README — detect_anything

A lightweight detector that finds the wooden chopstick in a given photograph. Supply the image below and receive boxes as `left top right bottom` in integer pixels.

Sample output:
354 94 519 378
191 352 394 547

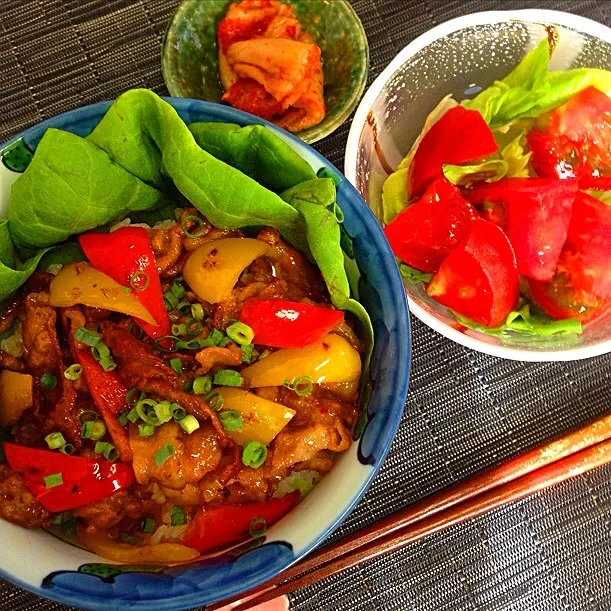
209 412 611 611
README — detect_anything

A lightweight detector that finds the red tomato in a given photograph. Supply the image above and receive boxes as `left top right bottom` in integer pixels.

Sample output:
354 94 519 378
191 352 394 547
564 191 611 299
408 106 499 199
426 218 519 327
527 251 608 323
384 176 478 273
527 86 611 181
468 177 578 282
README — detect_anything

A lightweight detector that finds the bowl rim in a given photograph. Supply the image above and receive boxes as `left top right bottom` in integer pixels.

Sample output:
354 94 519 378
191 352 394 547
344 8 611 362
160 0 370 144
0 97 411 609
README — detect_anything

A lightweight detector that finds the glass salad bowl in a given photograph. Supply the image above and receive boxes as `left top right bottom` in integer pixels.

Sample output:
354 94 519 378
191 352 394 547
0 100 410 610
345 9 611 361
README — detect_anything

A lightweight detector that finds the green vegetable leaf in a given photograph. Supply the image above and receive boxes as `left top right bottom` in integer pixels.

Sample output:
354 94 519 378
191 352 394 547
399 262 433 284
464 38 611 127
381 167 409 224
9 128 169 251
189 122 316 193
273 469 320 499
457 302 582 337
587 190 611 205
443 159 508 186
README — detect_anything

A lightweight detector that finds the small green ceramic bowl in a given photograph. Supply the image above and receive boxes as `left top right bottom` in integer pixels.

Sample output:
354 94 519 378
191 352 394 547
161 0 369 143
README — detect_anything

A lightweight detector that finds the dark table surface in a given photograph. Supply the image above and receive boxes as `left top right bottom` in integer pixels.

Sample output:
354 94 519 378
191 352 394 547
2 1 611 610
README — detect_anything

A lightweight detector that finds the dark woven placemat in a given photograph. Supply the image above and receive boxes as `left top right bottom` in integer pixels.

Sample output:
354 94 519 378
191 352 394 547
2 0 611 610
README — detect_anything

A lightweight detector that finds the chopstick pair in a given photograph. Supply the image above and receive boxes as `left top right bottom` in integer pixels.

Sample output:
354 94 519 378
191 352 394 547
210 412 611 611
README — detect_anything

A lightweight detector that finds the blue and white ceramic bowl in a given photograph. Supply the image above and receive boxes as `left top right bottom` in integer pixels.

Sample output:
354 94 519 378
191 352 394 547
0 100 411 610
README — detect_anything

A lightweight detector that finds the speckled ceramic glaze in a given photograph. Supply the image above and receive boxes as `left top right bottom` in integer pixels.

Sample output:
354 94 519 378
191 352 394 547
345 10 611 361
161 0 369 143
0 99 410 610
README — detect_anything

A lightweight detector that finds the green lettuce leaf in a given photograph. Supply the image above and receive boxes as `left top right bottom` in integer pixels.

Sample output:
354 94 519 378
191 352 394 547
443 159 508 186
457 303 582 337
587 190 611 205
464 38 611 127
399 262 432 284
273 470 320 499
189 122 316 193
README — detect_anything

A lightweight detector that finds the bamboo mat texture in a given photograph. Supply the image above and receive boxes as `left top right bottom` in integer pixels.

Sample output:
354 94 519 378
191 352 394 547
1 1 611 610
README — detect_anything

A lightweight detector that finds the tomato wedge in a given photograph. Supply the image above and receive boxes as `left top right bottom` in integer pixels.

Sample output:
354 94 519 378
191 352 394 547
527 86 611 181
468 177 578 282
384 176 477 273
409 105 498 199
527 251 608 323
427 218 519 327
564 191 611 299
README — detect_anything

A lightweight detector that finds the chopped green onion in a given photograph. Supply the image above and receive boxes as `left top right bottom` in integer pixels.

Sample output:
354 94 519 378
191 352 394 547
205 392 223 411
213 369 244 387
222 318 238 330
183 380 194 392
74 327 100 346
0 319 19 342
219 410 244 431
184 318 202 337
155 335 179 352
129 271 150 291
169 357 183 375
52 513 63 526
172 323 187 336
171 279 186 299
128 323 145 340
41 372 57 390
170 403 186 421
79 409 98 423
176 301 192 316
179 415 200 434
138 423 155 437
99 357 117 372
154 400 173 424
284 375 313 396
192 376 212 395
181 214 205 239
242 441 268 469
170 505 187 526
258 349 271 360
164 290 179 310
175 338 208 350
126 388 144 407
95 441 119 461
127 408 140 424
226 322 254 346
117 410 129 426
81 420 106 440
241 344 256 364
209 329 225 345
60 443 75 455
45 432 66 450
191 303 204 320
249 517 267 538
44 473 63 488
61 516 77 536
154 442 174 467
136 398 162 426
64 364 83 381
141 516 156 533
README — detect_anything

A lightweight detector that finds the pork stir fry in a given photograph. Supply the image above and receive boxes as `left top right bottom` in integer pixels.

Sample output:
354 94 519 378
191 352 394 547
0 209 361 562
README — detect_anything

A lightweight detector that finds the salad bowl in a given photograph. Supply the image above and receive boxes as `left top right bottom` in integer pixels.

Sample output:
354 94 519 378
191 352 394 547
345 9 611 362
0 99 410 609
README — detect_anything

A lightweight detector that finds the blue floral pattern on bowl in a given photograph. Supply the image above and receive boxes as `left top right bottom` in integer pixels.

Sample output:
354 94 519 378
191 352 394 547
0 99 410 610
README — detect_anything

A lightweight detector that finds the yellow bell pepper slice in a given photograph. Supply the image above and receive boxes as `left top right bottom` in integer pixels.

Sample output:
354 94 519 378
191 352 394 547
182 238 268 304
241 333 361 387
49 262 157 325
76 525 199 564
216 388 295 446
0 370 33 426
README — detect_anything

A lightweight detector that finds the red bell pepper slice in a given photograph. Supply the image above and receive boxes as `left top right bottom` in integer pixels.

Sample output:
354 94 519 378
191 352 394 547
468 177 578 282
409 105 498 199
183 492 298 554
238 299 344 348
76 350 132 463
527 86 611 182
384 176 477 273
79 227 170 339
4 443 135 512
427 218 519 327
